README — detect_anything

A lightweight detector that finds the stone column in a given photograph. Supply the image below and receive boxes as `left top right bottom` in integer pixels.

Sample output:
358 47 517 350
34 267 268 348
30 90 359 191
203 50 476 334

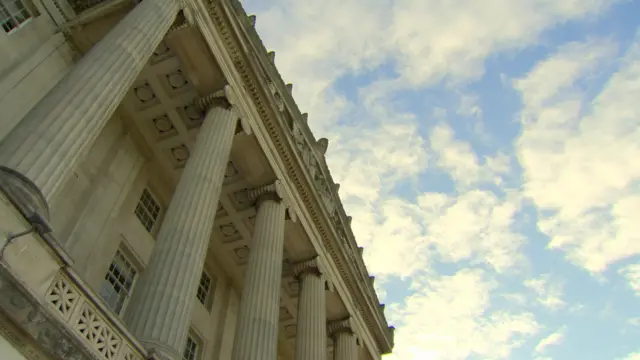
0 0 180 203
293 257 326 360
124 88 239 360
329 318 358 360
231 181 290 360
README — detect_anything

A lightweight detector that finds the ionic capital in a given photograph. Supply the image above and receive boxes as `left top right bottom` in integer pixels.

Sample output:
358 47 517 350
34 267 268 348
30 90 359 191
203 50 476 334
196 86 252 135
328 317 354 337
292 256 323 279
246 180 296 221
196 87 233 111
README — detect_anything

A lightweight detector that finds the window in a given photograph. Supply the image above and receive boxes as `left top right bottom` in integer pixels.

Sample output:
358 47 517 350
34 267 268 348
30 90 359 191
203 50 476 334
99 250 137 315
196 271 211 306
1 0 32 33
182 333 200 360
134 188 161 233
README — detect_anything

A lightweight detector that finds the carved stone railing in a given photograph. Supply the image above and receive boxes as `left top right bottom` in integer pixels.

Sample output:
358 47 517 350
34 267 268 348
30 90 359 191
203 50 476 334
0 168 148 360
44 272 146 360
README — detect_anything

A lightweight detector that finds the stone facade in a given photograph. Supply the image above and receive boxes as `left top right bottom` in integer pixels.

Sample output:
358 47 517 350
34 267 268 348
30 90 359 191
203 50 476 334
0 0 394 359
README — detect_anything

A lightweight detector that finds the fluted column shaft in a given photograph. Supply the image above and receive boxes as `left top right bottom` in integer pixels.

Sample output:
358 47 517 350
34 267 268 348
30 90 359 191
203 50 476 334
334 332 358 360
330 319 358 360
294 258 326 360
232 190 287 360
125 104 238 359
0 0 180 202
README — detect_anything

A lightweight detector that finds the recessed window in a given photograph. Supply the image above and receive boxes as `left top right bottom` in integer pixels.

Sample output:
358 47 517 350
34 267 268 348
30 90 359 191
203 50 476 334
99 250 137 315
134 188 161 233
182 332 200 360
1 0 32 33
196 271 212 306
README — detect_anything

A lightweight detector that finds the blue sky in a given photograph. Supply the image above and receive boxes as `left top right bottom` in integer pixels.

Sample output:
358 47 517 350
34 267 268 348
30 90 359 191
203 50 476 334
241 0 640 359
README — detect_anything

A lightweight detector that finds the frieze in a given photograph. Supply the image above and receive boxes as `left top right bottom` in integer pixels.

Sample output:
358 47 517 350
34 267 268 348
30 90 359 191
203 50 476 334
267 81 285 112
286 102 389 335
265 67 392 350
273 71 384 314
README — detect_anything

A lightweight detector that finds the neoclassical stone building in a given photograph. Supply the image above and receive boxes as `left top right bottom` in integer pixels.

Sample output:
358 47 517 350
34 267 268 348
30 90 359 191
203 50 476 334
0 0 394 359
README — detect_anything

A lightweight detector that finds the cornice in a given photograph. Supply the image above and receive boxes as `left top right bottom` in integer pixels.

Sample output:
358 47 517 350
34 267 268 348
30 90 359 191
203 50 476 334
204 0 393 353
219 4 386 325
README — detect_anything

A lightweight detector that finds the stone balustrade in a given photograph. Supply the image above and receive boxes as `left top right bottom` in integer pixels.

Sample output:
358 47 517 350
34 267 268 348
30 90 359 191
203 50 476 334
0 177 148 360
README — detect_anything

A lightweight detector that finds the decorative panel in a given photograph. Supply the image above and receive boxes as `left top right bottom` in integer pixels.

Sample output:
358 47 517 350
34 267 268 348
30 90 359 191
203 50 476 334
44 273 145 360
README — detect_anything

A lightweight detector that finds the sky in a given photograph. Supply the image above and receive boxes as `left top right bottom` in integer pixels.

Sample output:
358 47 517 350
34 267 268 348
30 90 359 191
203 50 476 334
240 0 640 359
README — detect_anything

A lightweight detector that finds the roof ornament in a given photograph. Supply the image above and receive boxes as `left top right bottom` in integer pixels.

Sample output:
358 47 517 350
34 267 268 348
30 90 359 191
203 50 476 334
247 14 256 27
315 138 328 155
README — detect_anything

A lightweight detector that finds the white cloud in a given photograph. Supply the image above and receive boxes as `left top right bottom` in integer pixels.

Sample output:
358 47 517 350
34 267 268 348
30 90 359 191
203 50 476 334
619 351 640 360
350 197 431 278
619 264 640 296
348 189 525 278
384 269 539 360
535 327 567 354
240 1 634 359
515 36 640 273
247 0 620 132
456 93 483 118
513 40 617 112
327 122 429 205
421 190 525 272
390 0 616 86
429 122 512 187
524 274 567 310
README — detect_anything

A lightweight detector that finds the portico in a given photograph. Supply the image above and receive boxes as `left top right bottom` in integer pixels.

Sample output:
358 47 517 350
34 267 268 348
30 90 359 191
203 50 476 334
0 0 394 359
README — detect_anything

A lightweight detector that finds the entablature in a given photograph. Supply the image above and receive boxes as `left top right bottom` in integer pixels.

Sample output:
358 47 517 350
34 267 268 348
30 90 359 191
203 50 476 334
211 0 394 353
